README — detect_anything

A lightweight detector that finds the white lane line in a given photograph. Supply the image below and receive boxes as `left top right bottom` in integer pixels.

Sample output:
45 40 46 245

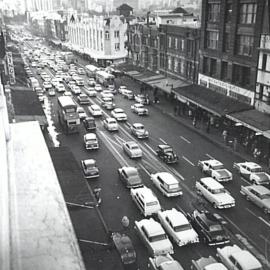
259 234 270 244
241 177 252 185
139 164 151 176
259 217 270 228
182 156 195 166
126 122 132 128
144 142 157 155
170 167 185 181
246 208 270 228
115 135 126 144
245 207 258 218
206 153 215 159
180 136 191 144
159 138 168 144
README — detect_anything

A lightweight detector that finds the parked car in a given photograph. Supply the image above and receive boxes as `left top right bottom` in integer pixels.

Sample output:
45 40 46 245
101 97 115 110
83 117 96 131
81 159 99 179
191 256 228 270
156 144 179 164
240 185 270 214
134 94 150 105
198 159 232 182
148 254 184 270
88 104 102 117
77 93 90 105
118 166 143 188
77 106 87 120
130 123 149 139
233 161 270 185
111 108 127 121
84 86 97 97
187 210 230 246
217 245 263 270
123 141 142 158
131 103 149 116
103 117 118 131
134 218 174 256
157 208 199 246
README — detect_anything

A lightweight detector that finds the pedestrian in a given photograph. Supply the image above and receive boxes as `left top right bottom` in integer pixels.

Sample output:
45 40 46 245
222 130 228 144
188 109 192 118
192 117 197 127
210 116 215 126
206 121 210 133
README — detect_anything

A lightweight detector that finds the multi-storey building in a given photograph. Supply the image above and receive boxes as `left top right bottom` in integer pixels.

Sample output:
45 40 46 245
67 15 127 66
25 0 53 11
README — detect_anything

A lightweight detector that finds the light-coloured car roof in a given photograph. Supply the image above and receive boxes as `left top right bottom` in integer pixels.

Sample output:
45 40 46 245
133 123 144 128
139 218 164 236
133 186 158 203
161 208 188 227
200 177 224 190
90 104 100 109
83 159 96 166
106 117 117 122
126 141 139 147
155 172 178 185
204 159 223 166
84 133 97 140
114 108 124 113
248 185 270 195
241 162 261 169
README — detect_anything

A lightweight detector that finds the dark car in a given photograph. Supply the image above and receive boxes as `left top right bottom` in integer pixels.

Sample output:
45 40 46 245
118 166 143 188
156 144 179 164
83 117 96 131
187 210 230 246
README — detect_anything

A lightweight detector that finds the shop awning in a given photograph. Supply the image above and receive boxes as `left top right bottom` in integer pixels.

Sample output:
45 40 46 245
227 109 270 135
173 84 252 116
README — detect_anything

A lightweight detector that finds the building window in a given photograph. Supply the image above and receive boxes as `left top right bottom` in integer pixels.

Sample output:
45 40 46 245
105 31 110 40
225 3 232 23
114 30 119 38
168 36 172 48
207 3 220 22
239 3 257 24
168 56 172 70
115 43 120 51
186 61 193 79
221 61 228 80
175 38 178 49
262 54 267 71
206 31 219 50
258 84 264 100
232 64 251 87
187 40 193 56
236 35 254 56
203 57 217 77
223 33 230 52
174 58 178 72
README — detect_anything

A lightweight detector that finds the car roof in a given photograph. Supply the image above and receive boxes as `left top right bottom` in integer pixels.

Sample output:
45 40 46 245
242 162 261 169
249 185 270 195
85 117 94 121
133 123 144 128
114 108 124 112
83 159 96 166
135 103 143 106
155 172 178 185
126 141 139 147
158 144 172 149
106 117 116 122
91 104 100 109
162 208 188 226
140 218 164 236
134 186 158 203
205 159 223 166
84 133 97 140
200 177 224 190
123 166 138 175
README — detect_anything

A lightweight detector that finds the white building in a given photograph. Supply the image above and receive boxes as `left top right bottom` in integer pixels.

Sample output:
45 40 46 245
25 0 53 12
67 15 128 65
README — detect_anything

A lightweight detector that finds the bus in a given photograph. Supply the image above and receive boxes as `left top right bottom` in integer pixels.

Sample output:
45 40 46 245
57 96 80 134
95 70 115 87
85 64 100 78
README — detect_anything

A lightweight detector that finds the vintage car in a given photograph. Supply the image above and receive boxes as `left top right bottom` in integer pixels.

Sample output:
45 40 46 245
88 104 103 117
77 93 90 105
84 133 99 150
77 106 87 120
130 123 149 139
191 256 228 270
157 208 199 246
48 88 56 96
217 245 263 270
103 117 118 131
156 144 179 164
70 85 81 95
88 78 96 87
95 83 102 92
43 81 52 89
187 210 230 246
81 159 99 179
83 117 96 131
118 166 143 188
198 159 232 182
84 86 97 97
148 254 184 270
240 185 270 214
100 90 114 99
101 97 115 110
123 141 142 158
118 85 127 94
56 83 65 93
233 161 270 185
131 103 149 116
134 218 174 256
111 108 127 121
122 89 135 100
195 177 235 209
134 94 150 105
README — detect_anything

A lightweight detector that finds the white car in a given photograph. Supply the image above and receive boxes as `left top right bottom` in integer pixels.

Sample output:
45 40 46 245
95 84 102 92
88 78 96 86
56 83 65 93
135 218 174 256
111 108 127 121
217 245 263 270
131 103 149 116
84 133 99 150
198 159 232 182
118 85 127 94
70 85 81 95
148 254 184 270
191 256 228 270
150 172 182 197
88 104 102 117
196 177 235 209
130 123 149 139
103 117 118 131
51 78 60 87
100 90 114 99
123 141 142 158
77 106 87 120
157 208 199 247
43 81 52 89
85 87 97 97
77 67 85 75
48 88 55 96
233 161 270 185
122 89 134 100
63 91 72 96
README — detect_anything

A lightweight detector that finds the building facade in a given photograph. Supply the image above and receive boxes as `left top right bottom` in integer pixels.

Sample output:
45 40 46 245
198 0 265 106
25 0 53 11
67 15 128 66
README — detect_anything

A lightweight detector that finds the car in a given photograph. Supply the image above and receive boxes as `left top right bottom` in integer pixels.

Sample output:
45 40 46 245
196 177 235 209
56 83 65 93
48 88 56 96
135 94 150 105
217 245 263 270
150 172 182 197
122 89 134 100
130 123 149 139
95 83 102 92
118 85 127 94
118 166 143 188
77 93 90 105
83 117 96 131
77 106 87 120
70 85 81 95
191 256 228 270
88 104 102 117
37 93 45 102
101 116 118 130
233 161 270 185
108 84 117 94
34 86 44 93
111 108 127 121
77 67 85 75
187 210 230 246
100 90 114 99
156 144 179 164
51 78 60 87
240 185 270 214
84 86 97 97
42 74 51 82
157 208 199 246
81 159 99 179
123 141 142 158
67 80 76 90
131 103 149 116
84 133 99 150
43 81 52 90
63 74 72 83
148 254 184 270
88 78 96 86
63 91 72 97
101 97 115 110
134 218 174 256
198 159 232 182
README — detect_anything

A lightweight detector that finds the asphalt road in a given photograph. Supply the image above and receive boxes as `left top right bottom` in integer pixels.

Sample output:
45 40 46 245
23 40 270 270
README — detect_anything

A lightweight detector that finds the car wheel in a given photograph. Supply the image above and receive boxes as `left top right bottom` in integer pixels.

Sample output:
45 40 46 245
213 203 218 209
246 195 250 201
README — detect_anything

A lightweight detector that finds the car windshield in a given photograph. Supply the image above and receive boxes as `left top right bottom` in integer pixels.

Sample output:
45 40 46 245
251 167 263 173
163 147 173 153
135 126 144 130
212 188 226 194
131 145 139 150
209 224 223 232
212 164 224 170
260 193 270 199
149 233 167 242
174 223 192 232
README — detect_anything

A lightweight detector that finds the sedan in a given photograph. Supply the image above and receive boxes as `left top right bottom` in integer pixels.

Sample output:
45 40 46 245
84 87 97 97
130 123 149 139
111 108 127 121
70 85 81 95
103 117 118 131
149 255 184 270
131 103 149 116
77 106 87 120
81 159 99 179
118 85 127 94
118 166 143 188
88 104 102 117
123 141 142 158
95 84 102 92
88 78 96 86
43 81 52 89
56 83 65 93
100 90 114 99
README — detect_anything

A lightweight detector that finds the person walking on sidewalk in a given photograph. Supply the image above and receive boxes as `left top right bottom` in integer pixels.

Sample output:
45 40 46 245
193 117 197 127
222 130 228 144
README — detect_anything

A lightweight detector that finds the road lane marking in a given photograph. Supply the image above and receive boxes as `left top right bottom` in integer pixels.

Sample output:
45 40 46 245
143 143 157 155
182 156 195 166
139 164 151 176
170 167 185 181
206 153 215 159
126 122 131 128
180 136 191 144
159 138 168 144
245 207 258 218
114 134 126 144
245 208 270 228
241 177 252 185
259 217 270 228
